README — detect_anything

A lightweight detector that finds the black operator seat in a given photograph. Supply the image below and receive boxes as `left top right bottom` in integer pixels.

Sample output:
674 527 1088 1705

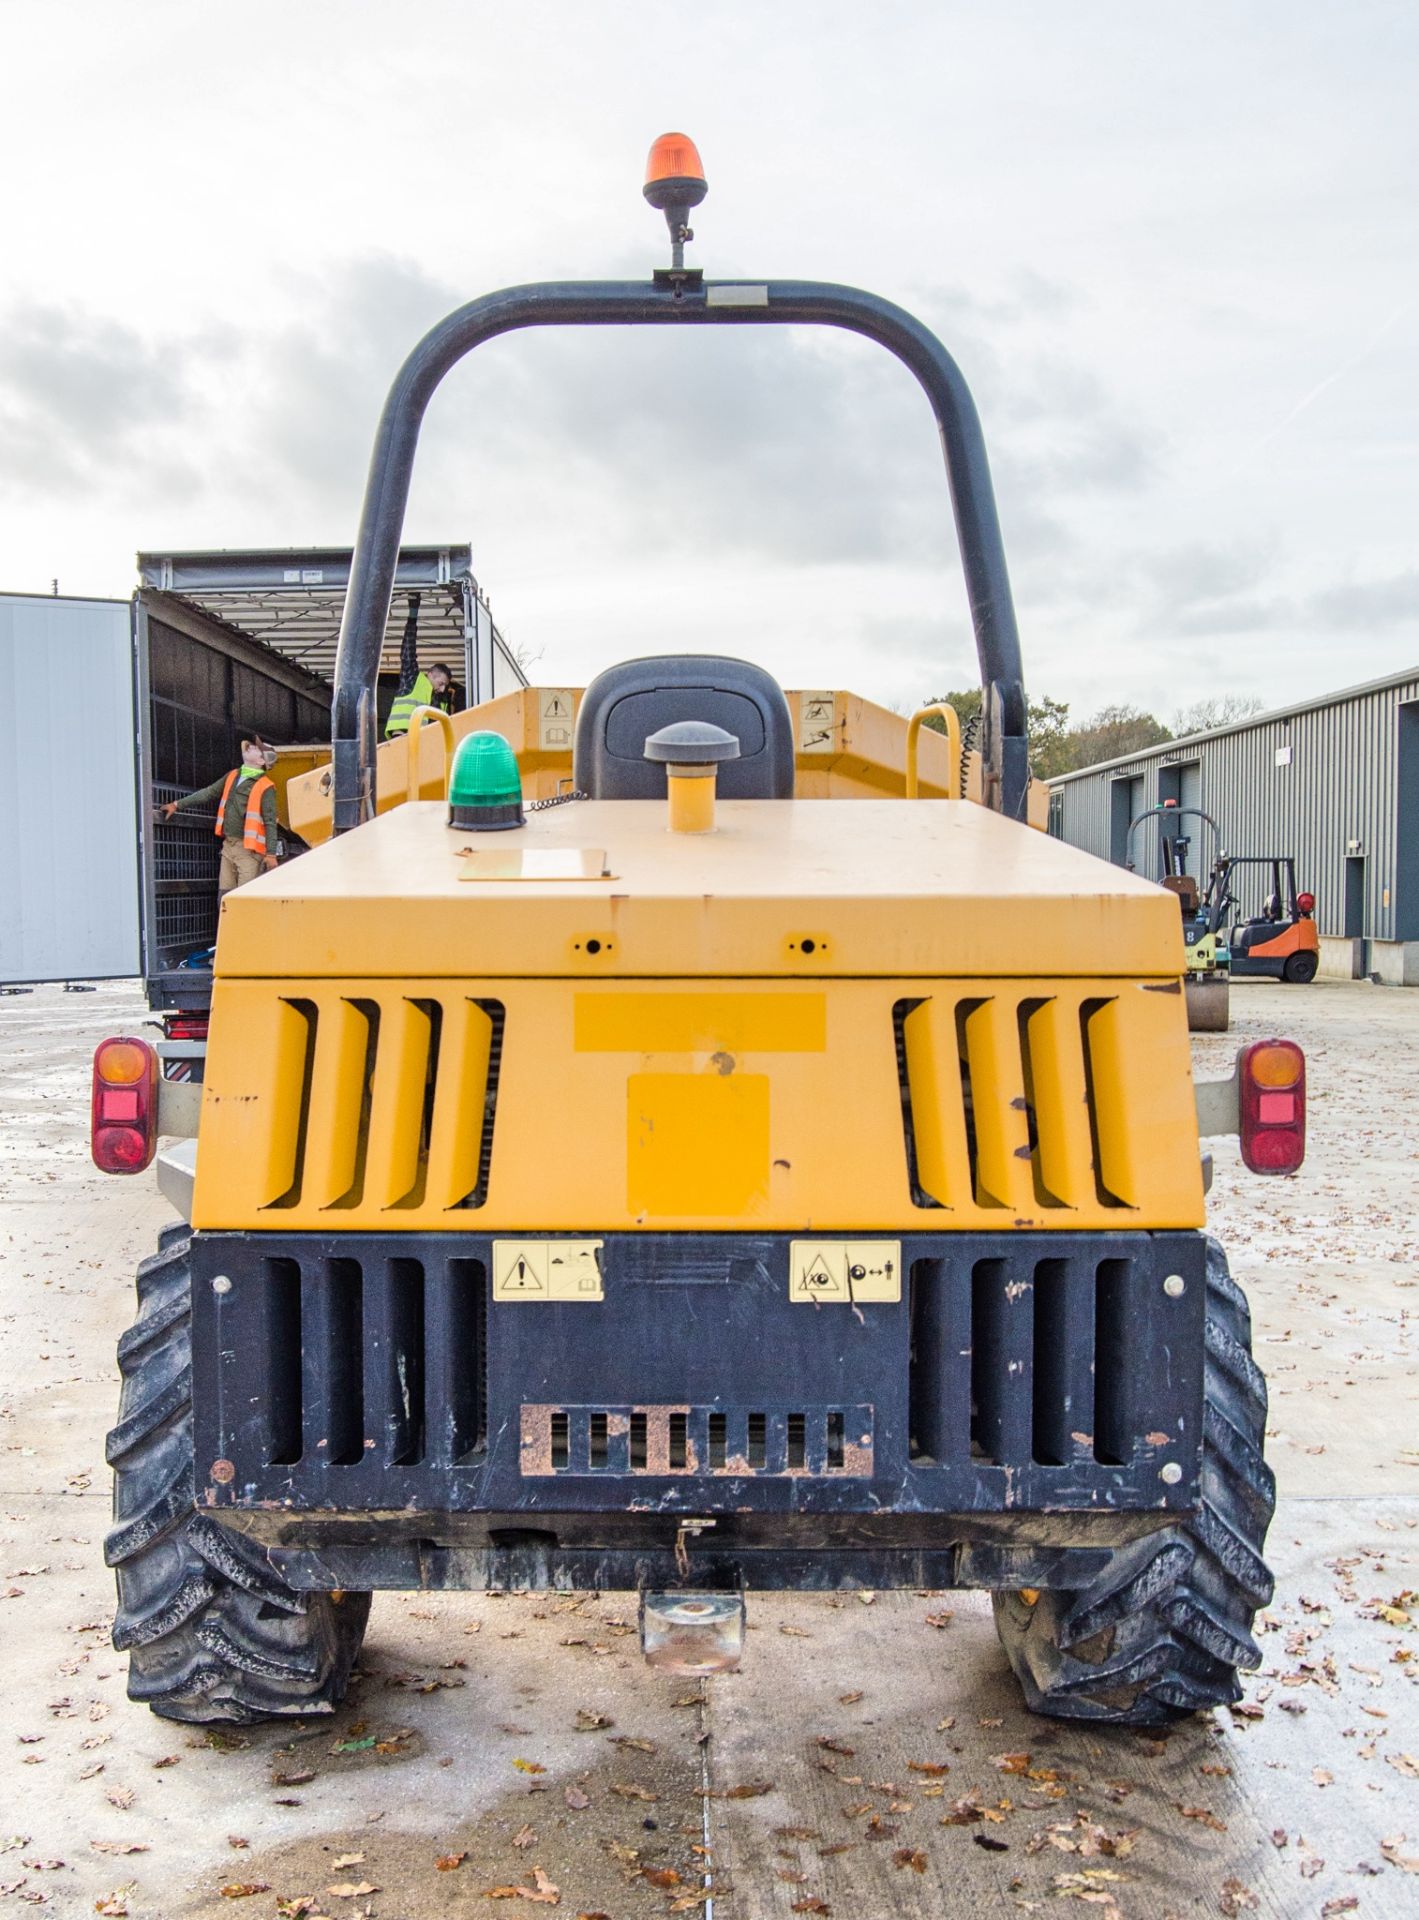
573 654 796 799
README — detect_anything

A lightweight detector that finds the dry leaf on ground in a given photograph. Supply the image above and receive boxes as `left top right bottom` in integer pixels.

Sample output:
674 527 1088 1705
485 1865 560 1905
1218 1880 1258 1916
1177 1805 1226 1832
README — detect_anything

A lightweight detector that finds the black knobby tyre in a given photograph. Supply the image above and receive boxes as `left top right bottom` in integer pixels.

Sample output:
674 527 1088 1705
1282 949 1319 984
992 1238 1274 1726
106 1230 370 1724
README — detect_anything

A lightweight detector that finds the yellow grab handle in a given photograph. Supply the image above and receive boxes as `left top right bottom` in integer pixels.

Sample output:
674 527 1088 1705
405 705 456 803
905 702 961 800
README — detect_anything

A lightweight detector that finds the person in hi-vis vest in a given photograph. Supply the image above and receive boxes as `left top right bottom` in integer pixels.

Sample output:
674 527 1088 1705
161 735 280 896
384 592 456 737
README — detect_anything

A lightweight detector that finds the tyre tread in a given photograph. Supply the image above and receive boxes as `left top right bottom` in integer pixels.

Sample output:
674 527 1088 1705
993 1237 1274 1726
106 1234 368 1723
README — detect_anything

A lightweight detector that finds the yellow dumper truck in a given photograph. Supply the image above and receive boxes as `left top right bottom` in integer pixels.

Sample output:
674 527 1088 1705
92 135 1305 1728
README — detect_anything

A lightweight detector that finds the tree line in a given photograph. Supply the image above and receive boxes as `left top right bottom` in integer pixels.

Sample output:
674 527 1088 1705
921 691 1263 780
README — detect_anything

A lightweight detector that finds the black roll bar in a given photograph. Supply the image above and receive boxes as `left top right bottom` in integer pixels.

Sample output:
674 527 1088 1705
331 279 1029 831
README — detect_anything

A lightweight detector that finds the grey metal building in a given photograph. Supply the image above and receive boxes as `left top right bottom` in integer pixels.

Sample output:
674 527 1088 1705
1048 666 1419 986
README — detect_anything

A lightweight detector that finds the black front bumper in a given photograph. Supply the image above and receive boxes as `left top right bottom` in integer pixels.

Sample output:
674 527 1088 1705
190 1229 1206 1591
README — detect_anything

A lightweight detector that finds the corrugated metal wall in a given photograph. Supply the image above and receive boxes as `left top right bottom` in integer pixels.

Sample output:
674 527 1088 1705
0 594 139 982
1051 674 1419 944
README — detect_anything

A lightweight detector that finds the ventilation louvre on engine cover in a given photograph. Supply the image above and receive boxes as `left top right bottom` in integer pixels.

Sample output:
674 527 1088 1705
895 986 1186 1216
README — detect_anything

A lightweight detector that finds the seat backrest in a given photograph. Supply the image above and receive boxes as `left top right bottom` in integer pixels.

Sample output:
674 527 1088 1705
573 654 795 799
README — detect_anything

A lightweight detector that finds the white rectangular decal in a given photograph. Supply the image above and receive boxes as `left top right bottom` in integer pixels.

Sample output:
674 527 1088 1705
797 690 838 752
538 688 576 750
706 283 769 306
789 1241 901 1304
493 1239 605 1302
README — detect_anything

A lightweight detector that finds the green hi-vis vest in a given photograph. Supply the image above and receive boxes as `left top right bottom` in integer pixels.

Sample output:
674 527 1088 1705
385 672 449 738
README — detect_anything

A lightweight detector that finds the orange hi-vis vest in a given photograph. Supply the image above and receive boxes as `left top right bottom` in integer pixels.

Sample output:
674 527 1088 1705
215 771 275 853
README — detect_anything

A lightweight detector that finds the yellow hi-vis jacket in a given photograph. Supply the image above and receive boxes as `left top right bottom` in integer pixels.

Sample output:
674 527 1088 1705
385 671 451 738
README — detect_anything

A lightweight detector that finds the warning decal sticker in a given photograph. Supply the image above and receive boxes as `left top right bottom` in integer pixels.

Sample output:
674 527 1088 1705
788 1241 901 1304
492 1239 604 1302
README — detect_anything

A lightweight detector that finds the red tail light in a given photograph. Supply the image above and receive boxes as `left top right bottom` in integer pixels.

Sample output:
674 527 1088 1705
1238 1039 1305 1175
165 1012 209 1040
92 1037 159 1174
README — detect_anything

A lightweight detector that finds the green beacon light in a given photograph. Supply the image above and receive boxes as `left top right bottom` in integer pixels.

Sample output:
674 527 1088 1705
447 730 526 831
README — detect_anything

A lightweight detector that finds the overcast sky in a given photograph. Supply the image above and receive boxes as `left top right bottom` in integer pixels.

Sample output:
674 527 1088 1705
1 0 1415 721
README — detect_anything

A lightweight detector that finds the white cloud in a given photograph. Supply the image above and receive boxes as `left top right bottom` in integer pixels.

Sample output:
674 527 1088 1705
0 0 1415 718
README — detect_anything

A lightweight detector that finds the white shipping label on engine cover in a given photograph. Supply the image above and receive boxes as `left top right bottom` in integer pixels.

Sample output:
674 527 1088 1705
789 1241 901 1304
493 1239 605 1302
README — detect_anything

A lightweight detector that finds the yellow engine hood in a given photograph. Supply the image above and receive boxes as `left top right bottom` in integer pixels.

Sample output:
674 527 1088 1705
215 798 1183 981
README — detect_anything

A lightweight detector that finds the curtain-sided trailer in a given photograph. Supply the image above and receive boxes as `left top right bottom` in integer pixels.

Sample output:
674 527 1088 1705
0 551 524 1004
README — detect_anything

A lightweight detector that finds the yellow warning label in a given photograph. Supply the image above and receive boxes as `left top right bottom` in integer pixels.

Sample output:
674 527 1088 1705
797 690 838 753
492 1238 604 1302
789 1240 901 1304
538 689 576 752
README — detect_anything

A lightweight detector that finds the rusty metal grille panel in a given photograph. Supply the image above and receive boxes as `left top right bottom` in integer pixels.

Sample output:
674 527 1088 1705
518 1403 873 1477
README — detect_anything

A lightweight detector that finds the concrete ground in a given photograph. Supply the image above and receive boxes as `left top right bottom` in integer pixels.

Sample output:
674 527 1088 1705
0 975 1415 1920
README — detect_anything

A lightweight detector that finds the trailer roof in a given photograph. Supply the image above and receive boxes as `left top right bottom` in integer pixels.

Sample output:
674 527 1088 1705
136 546 481 684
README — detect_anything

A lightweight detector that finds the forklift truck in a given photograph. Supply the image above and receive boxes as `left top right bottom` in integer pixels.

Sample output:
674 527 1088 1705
92 135 1305 1729
1224 856 1320 983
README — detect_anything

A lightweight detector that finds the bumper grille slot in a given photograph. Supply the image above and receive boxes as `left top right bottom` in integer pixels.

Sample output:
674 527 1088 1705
520 1404 873 1478
242 1254 487 1471
910 1250 1157 1469
260 1257 303 1464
